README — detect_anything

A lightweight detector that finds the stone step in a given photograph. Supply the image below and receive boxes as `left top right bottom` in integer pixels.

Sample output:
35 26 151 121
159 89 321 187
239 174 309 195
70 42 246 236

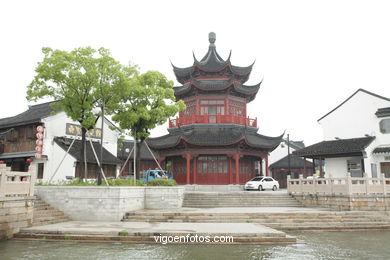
124 213 390 220
125 213 390 220
14 232 297 244
15 221 297 244
33 212 67 218
265 223 390 231
32 219 71 227
122 211 390 226
182 202 302 205
182 205 303 208
32 197 71 226
182 192 302 208
124 216 390 223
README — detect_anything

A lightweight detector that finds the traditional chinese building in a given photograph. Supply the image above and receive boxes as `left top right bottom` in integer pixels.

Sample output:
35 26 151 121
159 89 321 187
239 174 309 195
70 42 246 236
0 101 121 182
147 32 283 185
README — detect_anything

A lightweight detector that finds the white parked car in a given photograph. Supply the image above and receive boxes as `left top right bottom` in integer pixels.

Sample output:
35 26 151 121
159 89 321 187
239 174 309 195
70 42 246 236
244 177 280 191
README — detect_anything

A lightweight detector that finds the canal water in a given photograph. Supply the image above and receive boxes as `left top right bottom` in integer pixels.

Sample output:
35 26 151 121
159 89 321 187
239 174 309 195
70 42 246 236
1 231 389 260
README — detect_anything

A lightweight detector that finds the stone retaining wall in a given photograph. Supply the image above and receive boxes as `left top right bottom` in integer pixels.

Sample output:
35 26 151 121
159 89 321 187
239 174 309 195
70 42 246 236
35 186 184 221
145 187 184 209
292 193 390 211
0 196 35 239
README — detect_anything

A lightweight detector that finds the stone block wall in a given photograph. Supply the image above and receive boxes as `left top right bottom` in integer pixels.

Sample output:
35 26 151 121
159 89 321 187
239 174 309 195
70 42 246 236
0 197 34 239
144 187 184 209
293 193 390 211
35 186 185 221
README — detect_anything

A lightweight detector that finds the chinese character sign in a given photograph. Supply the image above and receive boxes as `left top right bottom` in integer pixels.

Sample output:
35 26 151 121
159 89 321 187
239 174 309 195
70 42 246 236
66 123 102 139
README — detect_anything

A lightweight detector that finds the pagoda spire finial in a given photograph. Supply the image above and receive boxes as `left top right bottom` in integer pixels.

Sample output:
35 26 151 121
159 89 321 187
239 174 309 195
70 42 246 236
209 32 216 46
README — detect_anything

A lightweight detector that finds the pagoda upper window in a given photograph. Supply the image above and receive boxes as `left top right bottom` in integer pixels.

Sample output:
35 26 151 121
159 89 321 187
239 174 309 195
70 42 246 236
200 100 225 115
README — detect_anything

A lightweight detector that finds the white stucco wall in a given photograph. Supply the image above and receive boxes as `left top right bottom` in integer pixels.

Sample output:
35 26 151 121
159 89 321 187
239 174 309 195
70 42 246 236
36 112 120 181
319 91 389 140
269 141 301 165
325 157 362 178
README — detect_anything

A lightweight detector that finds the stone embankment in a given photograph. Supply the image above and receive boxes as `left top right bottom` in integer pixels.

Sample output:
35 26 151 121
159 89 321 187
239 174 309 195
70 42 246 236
123 208 390 231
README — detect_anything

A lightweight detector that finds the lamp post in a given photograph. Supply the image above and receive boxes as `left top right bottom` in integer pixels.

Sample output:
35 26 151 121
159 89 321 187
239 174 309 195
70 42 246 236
97 104 104 185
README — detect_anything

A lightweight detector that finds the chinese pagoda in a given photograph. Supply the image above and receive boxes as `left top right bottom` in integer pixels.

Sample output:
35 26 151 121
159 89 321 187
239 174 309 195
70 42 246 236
147 32 283 185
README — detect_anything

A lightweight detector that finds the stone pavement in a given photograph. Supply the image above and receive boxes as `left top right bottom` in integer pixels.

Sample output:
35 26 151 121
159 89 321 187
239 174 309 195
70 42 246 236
133 206 330 214
15 220 296 244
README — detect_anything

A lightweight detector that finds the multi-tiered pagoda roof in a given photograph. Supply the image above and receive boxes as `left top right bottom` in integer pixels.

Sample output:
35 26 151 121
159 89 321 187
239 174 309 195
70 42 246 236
171 32 262 101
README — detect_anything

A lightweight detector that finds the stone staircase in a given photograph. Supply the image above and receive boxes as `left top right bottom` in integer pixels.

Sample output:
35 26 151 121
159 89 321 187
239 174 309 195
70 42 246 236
122 210 390 231
182 191 302 208
32 197 71 226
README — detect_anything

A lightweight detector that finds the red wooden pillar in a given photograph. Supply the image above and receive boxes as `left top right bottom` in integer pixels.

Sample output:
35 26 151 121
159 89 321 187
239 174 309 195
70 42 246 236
234 152 240 184
303 157 307 178
193 156 197 184
186 152 190 184
228 157 233 184
259 158 264 176
319 158 323 178
265 155 269 177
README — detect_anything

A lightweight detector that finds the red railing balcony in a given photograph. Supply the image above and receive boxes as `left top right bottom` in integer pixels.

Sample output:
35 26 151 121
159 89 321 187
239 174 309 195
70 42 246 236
169 114 257 128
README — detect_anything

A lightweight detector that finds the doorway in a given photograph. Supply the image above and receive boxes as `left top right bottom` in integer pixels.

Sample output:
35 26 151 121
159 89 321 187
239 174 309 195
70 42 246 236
380 162 390 178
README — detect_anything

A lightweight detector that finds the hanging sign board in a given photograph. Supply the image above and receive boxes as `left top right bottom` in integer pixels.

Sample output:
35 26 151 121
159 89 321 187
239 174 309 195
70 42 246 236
65 123 102 139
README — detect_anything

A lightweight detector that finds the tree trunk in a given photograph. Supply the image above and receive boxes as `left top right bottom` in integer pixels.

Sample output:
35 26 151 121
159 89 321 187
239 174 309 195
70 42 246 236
81 127 88 180
135 139 143 179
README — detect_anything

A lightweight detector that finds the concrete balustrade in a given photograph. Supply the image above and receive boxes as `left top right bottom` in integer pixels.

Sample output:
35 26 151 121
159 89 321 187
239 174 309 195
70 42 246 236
0 164 35 197
287 173 390 211
287 173 390 195
0 165 36 239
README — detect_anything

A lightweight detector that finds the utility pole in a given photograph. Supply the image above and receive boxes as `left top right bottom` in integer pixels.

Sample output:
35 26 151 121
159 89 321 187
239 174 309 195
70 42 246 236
133 137 136 182
287 134 291 176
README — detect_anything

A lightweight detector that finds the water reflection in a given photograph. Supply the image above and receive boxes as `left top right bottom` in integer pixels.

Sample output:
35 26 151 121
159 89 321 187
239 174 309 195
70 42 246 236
1 231 390 260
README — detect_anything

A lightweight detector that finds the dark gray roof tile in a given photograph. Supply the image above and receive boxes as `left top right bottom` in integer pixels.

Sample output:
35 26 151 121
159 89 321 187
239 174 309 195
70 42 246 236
54 137 121 165
0 101 58 129
147 125 282 151
293 136 375 158
270 154 314 169
375 107 390 118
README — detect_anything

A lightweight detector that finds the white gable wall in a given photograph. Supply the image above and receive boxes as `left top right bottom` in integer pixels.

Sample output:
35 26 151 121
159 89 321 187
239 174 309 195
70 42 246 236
319 90 390 178
269 143 294 165
319 91 389 141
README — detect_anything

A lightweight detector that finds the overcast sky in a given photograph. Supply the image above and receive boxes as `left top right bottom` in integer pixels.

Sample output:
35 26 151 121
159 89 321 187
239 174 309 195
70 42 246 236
1 0 389 145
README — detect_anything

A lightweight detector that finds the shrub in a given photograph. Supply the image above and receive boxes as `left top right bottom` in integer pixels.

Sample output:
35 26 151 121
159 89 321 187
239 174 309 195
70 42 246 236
106 178 145 186
146 179 177 186
35 177 145 186
65 178 96 186
118 230 129 236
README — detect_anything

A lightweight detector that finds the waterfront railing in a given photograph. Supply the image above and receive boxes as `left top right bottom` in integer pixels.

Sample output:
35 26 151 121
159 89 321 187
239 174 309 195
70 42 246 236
0 164 35 197
287 173 390 195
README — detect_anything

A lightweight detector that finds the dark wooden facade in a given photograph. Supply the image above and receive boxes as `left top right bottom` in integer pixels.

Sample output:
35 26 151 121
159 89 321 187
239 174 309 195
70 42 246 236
1 125 37 153
148 33 282 185
75 162 117 179
0 124 37 171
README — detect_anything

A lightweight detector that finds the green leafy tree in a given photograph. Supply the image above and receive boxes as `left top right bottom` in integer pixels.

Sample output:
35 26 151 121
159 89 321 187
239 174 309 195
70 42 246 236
27 47 133 180
111 71 185 179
